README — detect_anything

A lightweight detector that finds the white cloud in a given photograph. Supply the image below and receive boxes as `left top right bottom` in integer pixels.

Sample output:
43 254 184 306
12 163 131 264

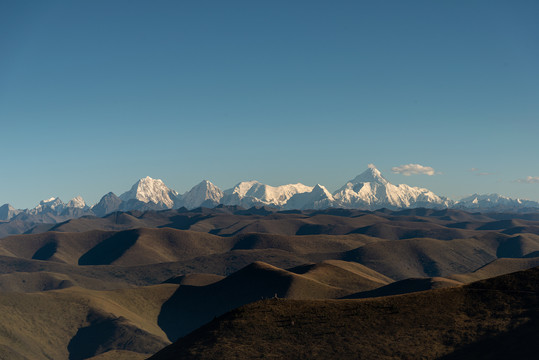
518 176 539 184
391 164 436 176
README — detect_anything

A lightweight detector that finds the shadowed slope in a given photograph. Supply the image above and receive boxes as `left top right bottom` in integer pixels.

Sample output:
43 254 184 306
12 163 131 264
0 230 113 264
0 228 234 267
163 273 225 286
0 284 178 360
78 228 233 266
495 233 539 258
67 310 167 360
288 260 393 292
0 271 123 292
0 249 312 293
342 237 499 279
349 221 476 240
449 256 539 283
157 261 349 341
344 276 462 299
231 232 376 254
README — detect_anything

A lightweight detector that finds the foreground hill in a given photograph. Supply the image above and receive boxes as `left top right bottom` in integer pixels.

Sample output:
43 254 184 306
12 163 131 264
0 259 537 359
150 267 539 360
0 260 391 359
158 260 393 340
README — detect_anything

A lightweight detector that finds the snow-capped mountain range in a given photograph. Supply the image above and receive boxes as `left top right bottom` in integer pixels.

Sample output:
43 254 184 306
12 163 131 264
332 165 452 210
1 165 538 223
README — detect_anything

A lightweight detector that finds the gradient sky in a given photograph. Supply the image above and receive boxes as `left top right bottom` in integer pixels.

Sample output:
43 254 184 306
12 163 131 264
1 0 538 208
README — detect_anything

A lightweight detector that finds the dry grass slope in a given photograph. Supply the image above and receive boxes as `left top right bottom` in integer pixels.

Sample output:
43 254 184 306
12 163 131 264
0 284 178 360
150 267 539 360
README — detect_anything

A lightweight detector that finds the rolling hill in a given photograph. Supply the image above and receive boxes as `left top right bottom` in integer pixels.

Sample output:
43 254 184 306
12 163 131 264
0 208 537 359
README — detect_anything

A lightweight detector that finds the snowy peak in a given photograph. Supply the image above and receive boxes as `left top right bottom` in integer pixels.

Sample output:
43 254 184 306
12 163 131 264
224 181 262 198
285 184 335 210
311 184 334 199
3 168 539 223
120 176 178 208
26 197 66 216
37 197 64 210
180 180 224 210
333 165 449 210
66 196 86 209
455 193 539 209
223 181 313 207
40 197 62 206
350 164 388 185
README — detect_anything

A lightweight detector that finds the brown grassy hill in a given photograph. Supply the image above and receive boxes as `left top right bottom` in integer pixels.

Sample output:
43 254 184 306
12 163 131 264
163 273 225 286
350 221 477 240
2 259 387 358
149 267 539 360
77 228 233 266
495 233 539 257
4 207 539 241
33 210 185 234
86 350 148 360
342 237 500 279
1 223 537 292
288 260 393 292
0 230 113 263
0 228 235 266
0 228 376 269
157 261 351 341
344 276 462 299
230 232 377 254
0 271 126 292
391 208 495 222
0 284 178 360
449 256 539 283
0 208 537 293
0 260 537 359
49 215 146 233
0 246 313 293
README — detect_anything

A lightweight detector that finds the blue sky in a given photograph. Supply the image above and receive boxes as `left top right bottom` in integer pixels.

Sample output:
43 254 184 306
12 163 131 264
1 0 538 208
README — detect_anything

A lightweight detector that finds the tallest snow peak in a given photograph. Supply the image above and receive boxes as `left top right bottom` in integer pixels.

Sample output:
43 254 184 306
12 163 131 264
351 164 388 185
333 165 450 210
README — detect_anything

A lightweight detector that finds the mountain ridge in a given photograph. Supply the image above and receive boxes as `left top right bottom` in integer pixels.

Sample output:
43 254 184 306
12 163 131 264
2 166 538 227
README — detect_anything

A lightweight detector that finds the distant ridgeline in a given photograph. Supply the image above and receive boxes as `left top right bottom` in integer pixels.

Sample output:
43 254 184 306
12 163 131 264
1 166 538 230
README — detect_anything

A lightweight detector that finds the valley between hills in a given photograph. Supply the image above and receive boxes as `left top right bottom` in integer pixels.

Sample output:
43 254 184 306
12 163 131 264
0 206 538 359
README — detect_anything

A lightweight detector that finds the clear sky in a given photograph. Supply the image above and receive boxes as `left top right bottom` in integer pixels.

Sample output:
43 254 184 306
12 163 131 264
1 0 538 208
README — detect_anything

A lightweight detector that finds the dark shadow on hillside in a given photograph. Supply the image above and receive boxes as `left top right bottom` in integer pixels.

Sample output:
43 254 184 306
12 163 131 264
496 236 528 258
161 214 211 230
296 224 335 235
67 312 167 360
31 241 58 260
78 230 138 265
439 317 539 360
343 277 457 299
157 263 293 341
